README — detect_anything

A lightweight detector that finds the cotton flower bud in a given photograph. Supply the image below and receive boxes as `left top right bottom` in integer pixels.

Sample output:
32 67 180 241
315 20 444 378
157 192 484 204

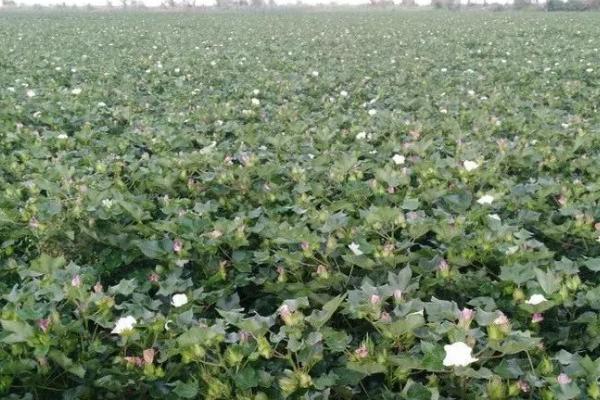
512 287 525 302
278 376 298 396
566 275 581 291
206 378 231 400
559 285 569 301
254 392 269 400
256 336 272 359
538 356 554 375
486 376 507 400
382 243 395 257
587 382 600 399
225 347 244 366
296 371 313 389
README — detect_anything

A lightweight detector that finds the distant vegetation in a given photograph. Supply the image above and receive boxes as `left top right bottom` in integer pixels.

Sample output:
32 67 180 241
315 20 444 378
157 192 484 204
2 0 600 11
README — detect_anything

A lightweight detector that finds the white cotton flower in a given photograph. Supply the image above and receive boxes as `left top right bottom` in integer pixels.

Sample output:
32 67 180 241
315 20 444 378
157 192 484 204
586 68 594 73
26 89 36 98
488 214 501 221
311 70 319 77
7 87 15 92
215 120 224 126
368 109 377 116
525 294 548 305
111 316 137 335
356 131 367 140
463 160 479 172
440 108 448 114
340 90 348 97
57 133 68 140
251 98 260 106
97 101 107 107
348 242 363 256
392 154 405 165
477 195 495 205
101 199 114 209
441 68 447 72
164 319 173 331
71 87 82 95
171 293 189 308
443 342 478 367
253 89 260 96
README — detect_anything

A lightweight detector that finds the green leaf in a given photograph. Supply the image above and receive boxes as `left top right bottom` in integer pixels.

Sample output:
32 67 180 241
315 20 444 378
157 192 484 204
535 268 561 295
387 267 412 291
584 258 600 272
499 263 536 285
233 367 258 390
489 331 541 355
346 361 386 376
29 254 66 277
108 279 137 296
401 197 420 211
493 359 524 379
1 320 33 344
403 380 432 400
424 297 459 322
306 295 345 330
48 350 85 378
421 342 445 372
173 380 199 399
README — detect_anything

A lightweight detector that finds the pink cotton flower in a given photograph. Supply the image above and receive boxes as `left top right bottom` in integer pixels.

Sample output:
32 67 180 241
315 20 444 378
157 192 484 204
370 294 382 305
37 318 50 333
557 373 572 385
458 308 475 328
393 289 403 302
516 380 530 393
93 282 104 293
355 345 369 359
438 259 449 272
71 274 81 288
532 312 544 323
380 312 392 323
173 239 183 253
148 273 160 283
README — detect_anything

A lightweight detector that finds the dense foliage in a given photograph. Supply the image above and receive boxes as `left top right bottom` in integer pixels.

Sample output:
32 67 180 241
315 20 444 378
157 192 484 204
1 10 600 400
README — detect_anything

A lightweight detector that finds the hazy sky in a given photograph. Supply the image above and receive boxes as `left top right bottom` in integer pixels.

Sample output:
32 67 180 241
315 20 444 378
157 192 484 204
3 0 512 8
